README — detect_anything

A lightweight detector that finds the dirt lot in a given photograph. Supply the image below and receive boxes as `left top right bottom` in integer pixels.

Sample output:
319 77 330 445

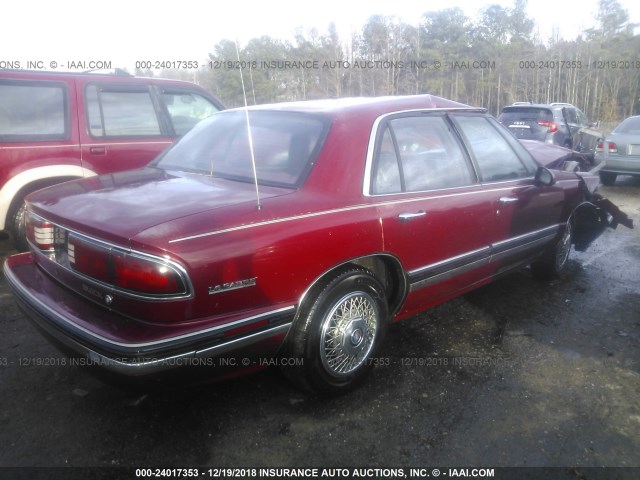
0 179 639 479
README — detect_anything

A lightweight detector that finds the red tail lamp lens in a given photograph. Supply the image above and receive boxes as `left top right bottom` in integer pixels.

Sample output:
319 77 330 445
68 236 111 283
596 141 617 153
69 234 186 296
113 251 185 295
537 120 558 133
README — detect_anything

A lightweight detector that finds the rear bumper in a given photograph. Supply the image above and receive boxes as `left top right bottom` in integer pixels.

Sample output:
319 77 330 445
4 253 293 378
598 156 640 175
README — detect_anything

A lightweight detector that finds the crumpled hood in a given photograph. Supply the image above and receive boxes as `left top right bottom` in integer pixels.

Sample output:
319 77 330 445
26 168 290 243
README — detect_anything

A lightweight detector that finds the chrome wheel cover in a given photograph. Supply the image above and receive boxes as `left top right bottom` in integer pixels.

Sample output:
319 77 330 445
555 221 572 271
320 291 378 377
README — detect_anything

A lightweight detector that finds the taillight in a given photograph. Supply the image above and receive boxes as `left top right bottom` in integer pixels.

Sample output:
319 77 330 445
25 211 62 251
537 120 558 133
596 141 617 154
68 235 111 283
69 234 187 296
113 251 185 295
26 211 189 297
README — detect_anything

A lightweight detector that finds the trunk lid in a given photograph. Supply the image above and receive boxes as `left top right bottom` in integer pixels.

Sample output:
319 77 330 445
26 167 292 244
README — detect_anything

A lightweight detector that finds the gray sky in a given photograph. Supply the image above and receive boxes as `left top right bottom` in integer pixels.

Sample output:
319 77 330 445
2 0 639 72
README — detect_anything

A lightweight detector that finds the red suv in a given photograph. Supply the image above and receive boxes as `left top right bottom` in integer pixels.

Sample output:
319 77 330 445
0 69 224 249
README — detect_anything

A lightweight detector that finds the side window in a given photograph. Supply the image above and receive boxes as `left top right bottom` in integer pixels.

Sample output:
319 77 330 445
564 107 578 125
371 116 474 195
453 115 530 182
86 84 161 138
161 91 220 136
372 127 401 194
576 109 589 127
0 81 68 141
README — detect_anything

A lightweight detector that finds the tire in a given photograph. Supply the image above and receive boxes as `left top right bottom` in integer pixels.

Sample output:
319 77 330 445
9 200 29 252
531 220 573 280
599 171 617 186
281 266 388 394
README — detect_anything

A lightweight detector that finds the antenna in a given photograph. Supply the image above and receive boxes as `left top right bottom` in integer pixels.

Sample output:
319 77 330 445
236 41 262 211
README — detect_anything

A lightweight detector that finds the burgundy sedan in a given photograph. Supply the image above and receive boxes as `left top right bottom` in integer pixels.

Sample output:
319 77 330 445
4 95 628 393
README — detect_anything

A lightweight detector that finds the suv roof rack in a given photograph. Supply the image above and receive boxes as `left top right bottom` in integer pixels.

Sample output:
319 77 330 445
550 102 573 107
83 68 133 76
512 101 532 105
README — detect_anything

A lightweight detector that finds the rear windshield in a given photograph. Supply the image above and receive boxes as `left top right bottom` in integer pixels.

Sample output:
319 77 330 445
499 108 553 123
154 110 329 188
0 80 69 141
613 116 640 134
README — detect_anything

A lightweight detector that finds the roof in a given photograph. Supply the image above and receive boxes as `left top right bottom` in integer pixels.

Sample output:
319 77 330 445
502 103 574 110
0 68 197 87
231 94 482 117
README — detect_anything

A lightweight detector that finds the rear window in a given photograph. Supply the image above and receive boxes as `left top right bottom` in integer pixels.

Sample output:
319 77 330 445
499 107 553 123
0 80 69 141
154 110 329 188
613 117 640 134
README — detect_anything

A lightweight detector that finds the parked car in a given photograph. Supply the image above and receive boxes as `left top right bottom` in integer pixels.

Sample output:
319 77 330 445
594 115 640 185
0 69 224 250
498 102 602 160
4 95 631 394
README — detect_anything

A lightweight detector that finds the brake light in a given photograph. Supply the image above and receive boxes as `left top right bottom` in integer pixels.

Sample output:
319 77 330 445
113 251 185 295
26 211 189 297
537 120 558 133
25 212 60 251
68 236 111 283
596 141 617 154
68 234 187 296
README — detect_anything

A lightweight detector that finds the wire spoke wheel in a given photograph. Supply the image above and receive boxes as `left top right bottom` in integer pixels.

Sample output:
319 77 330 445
281 266 388 393
532 218 574 280
555 221 572 272
320 292 378 377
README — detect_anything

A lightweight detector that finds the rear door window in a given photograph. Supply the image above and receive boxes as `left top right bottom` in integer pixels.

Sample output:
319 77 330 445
0 80 69 141
576 109 589 127
563 107 578 126
86 84 161 138
371 115 475 195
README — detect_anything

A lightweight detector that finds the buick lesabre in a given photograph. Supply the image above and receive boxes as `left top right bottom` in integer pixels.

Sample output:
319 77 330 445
4 95 630 393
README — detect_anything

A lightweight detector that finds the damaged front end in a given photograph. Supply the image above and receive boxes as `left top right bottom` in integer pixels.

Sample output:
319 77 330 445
571 172 633 251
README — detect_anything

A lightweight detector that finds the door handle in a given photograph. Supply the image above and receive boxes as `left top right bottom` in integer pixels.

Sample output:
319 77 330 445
499 196 519 205
398 211 427 222
89 146 106 155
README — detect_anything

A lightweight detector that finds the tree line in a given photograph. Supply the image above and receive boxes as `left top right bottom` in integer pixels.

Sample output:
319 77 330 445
139 0 639 122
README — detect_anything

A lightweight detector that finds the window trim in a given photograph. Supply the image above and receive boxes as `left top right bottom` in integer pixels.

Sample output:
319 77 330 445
363 108 483 197
0 79 71 143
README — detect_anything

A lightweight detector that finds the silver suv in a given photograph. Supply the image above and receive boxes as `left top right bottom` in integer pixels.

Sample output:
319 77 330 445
499 102 602 160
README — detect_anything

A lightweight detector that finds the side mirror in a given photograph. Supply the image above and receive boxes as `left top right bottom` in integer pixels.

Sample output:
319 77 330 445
535 166 556 186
